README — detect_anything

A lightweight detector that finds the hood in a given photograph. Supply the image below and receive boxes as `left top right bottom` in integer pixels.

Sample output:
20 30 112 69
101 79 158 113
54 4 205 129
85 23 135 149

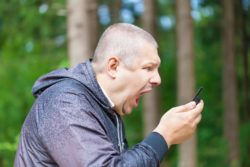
32 60 112 111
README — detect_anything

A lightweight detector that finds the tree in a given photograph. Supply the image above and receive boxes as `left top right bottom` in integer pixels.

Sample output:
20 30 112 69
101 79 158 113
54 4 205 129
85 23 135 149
222 0 240 166
110 0 121 23
176 0 196 166
67 0 99 66
237 0 249 121
142 0 161 137
0 1 67 165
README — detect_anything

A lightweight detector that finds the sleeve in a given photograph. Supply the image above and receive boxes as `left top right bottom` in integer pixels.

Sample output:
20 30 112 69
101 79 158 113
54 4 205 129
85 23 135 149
38 90 168 167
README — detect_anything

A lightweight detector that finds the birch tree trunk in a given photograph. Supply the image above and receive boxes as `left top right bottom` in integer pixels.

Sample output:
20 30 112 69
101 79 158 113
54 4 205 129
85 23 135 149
222 0 240 166
176 0 196 167
67 0 98 66
142 0 161 137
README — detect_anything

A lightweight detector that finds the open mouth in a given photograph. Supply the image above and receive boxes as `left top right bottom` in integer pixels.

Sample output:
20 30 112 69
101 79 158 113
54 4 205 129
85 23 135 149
135 96 140 105
133 89 152 107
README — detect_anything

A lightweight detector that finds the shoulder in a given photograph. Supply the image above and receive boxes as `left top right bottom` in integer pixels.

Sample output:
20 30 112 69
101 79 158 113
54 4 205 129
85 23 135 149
34 79 96 132
37 79 89 105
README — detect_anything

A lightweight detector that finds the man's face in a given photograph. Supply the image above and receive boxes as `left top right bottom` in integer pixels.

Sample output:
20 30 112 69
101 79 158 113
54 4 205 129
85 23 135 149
114 43 161 115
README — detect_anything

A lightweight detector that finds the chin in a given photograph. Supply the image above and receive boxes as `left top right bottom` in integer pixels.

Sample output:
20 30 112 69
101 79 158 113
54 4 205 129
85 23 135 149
122 108 133 116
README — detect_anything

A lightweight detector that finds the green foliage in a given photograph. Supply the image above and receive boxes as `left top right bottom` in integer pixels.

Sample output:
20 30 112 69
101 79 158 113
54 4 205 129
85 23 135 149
123 103 143 147
0 0 66 165
240 122 250 166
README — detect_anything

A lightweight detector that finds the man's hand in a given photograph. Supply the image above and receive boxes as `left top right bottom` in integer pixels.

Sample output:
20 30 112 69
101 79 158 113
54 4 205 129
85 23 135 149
153 101 204 147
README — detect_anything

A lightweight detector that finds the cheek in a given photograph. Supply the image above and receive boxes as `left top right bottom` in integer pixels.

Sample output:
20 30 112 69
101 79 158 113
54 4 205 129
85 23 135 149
128 79 145 93
130 72 148 87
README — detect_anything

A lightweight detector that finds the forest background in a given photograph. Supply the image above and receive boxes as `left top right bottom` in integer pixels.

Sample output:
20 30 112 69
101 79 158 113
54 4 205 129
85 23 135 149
0 0 249 167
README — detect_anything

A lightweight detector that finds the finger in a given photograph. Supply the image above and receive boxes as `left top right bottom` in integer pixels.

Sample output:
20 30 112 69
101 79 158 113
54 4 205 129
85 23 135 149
186 101 197 110
196 100 204 113
172 101 196 113
188 100 204 121
193 114 202 126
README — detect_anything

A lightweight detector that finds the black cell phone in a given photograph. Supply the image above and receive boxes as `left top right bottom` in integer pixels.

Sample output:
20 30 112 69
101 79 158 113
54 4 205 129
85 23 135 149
192 87 203 104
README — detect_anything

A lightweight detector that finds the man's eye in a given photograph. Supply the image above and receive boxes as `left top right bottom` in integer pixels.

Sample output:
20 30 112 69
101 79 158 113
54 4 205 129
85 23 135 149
143 67 152 71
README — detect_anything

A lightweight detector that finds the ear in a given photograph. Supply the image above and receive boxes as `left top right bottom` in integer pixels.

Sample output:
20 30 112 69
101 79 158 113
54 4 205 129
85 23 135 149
107 56 119 78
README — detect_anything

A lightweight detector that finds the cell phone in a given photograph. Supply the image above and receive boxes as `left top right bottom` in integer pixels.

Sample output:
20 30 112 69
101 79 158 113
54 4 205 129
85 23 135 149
192 87 203 104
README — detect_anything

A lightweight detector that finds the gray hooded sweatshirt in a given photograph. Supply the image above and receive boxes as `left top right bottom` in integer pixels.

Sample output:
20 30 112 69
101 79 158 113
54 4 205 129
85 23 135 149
14 60 168 167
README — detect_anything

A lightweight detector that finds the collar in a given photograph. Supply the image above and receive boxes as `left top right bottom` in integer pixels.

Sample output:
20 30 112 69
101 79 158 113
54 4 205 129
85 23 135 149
99 84 115 108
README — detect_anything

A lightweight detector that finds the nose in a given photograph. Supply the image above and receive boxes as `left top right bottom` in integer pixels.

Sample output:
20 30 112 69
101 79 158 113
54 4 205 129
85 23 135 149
150 70 161 87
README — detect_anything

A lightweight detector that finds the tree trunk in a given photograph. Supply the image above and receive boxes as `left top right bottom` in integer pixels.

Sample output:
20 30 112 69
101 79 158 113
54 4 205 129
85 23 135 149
142 0 161 137
67 0 98 66
176 0 196 167
222 0 240 166
110 0 121 23
237 0 249 121
88 0 99 55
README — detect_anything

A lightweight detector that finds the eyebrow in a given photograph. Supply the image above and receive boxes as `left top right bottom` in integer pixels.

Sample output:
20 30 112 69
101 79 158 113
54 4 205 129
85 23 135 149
144 61 161 68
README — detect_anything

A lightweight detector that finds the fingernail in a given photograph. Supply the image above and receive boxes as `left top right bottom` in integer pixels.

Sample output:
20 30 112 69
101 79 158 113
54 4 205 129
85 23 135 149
187 101 196 109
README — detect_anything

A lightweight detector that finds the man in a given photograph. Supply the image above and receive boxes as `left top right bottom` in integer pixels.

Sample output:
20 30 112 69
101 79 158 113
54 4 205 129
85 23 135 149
15 23 204 166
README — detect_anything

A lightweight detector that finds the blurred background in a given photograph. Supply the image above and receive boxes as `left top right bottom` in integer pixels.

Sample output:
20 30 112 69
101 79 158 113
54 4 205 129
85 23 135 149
0 0 249 166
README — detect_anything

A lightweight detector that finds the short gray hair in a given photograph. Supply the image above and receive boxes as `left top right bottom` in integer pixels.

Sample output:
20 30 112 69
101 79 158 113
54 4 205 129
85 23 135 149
92 23 158 70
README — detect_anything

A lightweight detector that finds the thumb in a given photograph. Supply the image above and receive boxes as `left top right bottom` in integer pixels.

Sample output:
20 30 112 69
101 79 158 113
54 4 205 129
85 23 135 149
185 101 196 110
172 101 196 113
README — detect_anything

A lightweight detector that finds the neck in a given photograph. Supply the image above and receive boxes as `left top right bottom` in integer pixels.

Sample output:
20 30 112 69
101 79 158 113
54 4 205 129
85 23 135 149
92 62 115 105
92 62 124 115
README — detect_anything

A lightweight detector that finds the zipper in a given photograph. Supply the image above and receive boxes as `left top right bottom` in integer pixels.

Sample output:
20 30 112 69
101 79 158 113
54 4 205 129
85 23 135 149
114 113 124 153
